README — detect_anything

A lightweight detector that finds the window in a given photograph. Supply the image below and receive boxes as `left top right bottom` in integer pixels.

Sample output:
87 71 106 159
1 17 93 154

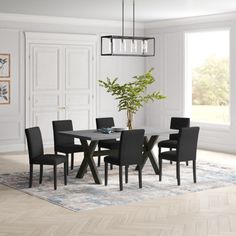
185 30 230 125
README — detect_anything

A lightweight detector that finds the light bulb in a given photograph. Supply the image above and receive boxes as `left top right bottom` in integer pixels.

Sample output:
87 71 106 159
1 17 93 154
144 40 148 53
119 40 126 53
141 40 148 54
141 40 144 53
131 40 137 53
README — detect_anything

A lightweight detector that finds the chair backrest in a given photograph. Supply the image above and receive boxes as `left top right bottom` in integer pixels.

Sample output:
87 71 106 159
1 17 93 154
52 120 74 150
96 117 115 129
119 129 145 166
169 117 190 140
177 127 200 161
25 127 44 162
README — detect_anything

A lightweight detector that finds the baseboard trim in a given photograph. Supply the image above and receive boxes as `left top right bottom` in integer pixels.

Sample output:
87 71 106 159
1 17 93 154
0 144 25 153
199 142 236 155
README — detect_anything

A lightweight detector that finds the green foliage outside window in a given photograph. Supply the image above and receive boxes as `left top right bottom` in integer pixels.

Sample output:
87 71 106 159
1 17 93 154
192 56 229 106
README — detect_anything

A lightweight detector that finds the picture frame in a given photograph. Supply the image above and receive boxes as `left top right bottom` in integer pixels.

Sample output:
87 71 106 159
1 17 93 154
0 80 10 105
0 54 10 78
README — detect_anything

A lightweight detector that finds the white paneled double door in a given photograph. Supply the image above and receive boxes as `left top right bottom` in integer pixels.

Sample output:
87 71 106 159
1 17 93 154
26 33 97 145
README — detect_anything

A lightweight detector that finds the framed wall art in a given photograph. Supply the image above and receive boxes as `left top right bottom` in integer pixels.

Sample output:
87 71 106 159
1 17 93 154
0 80 10 104
0 54 10 78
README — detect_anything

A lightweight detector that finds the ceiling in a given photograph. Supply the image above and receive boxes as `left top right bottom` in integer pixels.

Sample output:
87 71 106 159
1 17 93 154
0 0 236 22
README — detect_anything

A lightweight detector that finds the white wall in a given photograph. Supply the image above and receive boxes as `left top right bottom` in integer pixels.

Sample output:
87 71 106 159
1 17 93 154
0 29 24 151
0 14 145 152
145 13 236 153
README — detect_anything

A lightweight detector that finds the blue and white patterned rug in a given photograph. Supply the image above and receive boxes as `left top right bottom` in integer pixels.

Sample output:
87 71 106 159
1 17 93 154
0 160 236 212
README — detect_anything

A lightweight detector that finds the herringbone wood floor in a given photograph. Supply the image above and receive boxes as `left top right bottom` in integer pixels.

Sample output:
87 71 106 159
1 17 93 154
0 150 236 236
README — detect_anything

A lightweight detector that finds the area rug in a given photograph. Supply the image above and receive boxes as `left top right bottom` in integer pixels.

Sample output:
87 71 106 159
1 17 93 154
0 160 236 212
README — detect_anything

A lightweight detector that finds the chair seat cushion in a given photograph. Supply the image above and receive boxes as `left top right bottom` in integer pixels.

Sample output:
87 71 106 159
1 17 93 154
99 140 120 150
104 155 120 165
32 154 67 165
158 139 177 148
159 151 177 161
56 144 83 154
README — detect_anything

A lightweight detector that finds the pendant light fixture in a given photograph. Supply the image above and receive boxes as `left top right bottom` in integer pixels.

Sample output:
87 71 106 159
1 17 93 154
101 0 155 57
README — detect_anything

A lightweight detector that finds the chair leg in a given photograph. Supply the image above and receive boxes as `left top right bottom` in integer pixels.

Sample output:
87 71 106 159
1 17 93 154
98 146 101 167
98 156 101 167
71 153 74 170
105 162 108 186
138 166 142 188
110 164 113 170
66 153 69 175
119 166 123 191
125 166 128 183
170 148 172 164
29 164 33 188
193 160 197 183
39 164 43 184
159 158 162 181
186 161 189 166
176 161 180 186
64 162 67 186
54 165 57 190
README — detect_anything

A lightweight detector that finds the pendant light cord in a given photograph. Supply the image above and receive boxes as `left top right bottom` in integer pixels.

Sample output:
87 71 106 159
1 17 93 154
133 0 135 38
122 0 124 38
122 0 135 38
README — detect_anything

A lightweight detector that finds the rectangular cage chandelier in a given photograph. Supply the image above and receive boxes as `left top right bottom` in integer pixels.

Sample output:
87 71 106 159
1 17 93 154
101 0 155 57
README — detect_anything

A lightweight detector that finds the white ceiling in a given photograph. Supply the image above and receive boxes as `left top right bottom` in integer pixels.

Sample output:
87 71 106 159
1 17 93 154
0 0 236 22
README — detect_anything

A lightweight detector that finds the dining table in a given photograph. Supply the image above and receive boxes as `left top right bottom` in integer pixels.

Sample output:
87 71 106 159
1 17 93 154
60 127 177 184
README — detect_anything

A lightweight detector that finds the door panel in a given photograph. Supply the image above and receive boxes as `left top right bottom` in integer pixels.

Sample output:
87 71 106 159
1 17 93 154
32 94 60 108
65 94 90 107
33 47 60 91
65 47 90 90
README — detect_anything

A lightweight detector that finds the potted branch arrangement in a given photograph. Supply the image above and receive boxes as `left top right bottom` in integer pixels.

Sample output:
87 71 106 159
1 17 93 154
99 68 166 130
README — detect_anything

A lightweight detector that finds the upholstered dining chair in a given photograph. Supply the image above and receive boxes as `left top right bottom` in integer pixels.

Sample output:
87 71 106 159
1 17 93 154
96 117 120 167
104 129 145 191
25 127 68 190
158 127 200 186
158 117 190 165
52 120 83 171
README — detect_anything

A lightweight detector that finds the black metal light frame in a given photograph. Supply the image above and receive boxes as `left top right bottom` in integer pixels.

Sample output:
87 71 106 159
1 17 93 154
101 35 155 57
101 0 155 57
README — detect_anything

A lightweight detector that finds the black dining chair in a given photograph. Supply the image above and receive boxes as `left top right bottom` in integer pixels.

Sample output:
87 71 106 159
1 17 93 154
25 127 68 190
104 129 145 191
96 117 120 167
158 127 200 186
52 120 83 171
158 117 190 165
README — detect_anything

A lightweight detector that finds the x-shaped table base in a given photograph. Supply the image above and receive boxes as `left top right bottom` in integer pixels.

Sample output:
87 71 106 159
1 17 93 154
136 135 160 174
76 139 118 184
76 140 101 183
